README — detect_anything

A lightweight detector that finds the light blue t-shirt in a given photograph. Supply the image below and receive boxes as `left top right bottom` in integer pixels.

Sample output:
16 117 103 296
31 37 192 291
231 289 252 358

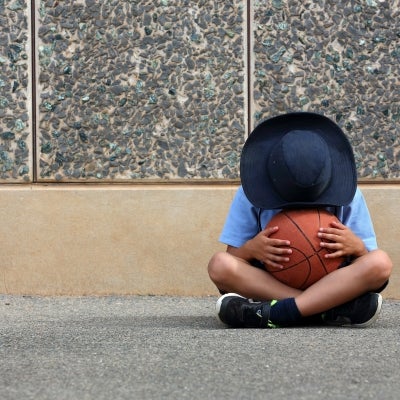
219 186 378 251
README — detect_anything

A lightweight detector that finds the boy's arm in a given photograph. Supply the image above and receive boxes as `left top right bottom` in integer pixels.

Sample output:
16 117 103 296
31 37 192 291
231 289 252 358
226 226 292 269
319 188 377 259
318 220 368 259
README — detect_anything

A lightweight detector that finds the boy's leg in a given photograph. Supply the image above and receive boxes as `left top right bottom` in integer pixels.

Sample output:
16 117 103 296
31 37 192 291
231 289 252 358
208 251 302 300
209 249 392 327
294 249 392 317
216 291 382 328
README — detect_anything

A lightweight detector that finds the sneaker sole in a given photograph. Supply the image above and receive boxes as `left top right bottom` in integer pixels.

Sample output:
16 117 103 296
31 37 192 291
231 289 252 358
215 293 245 323
345 293 383 328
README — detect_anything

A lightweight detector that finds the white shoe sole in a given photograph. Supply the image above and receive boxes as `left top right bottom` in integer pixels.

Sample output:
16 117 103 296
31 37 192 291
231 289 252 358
351 293 383 328
338 293 383 328
215 293 245 322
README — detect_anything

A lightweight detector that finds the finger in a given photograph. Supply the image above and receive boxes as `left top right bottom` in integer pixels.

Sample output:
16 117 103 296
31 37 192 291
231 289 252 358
318 227 341 235
320 240 341 249
319 221 345 232
264 226 291 245
265 252 291 265
264 259 285 270
269 238 291 247
323 250 344 259
269 246 292 256
318 231 340 242
329 220 346 229
263 225 279 235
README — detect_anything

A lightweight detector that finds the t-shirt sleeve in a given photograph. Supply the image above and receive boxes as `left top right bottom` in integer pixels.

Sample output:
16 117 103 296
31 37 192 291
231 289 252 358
219 186 260 248
341 188 378 251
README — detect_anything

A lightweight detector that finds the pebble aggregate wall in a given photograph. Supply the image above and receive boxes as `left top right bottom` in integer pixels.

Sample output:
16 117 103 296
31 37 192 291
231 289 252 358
0 1 399 182
252 1 400 179
0 0 31 181
37 1 245 181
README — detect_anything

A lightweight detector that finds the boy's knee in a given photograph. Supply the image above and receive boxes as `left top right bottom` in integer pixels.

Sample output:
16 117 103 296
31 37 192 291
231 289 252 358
366 249 393 285
207 252 232 283
377 249 393 279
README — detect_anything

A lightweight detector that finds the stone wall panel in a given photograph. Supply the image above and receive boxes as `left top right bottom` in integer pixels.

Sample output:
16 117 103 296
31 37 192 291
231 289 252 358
0 0 31 182
252 1 400 179
37 1 246 181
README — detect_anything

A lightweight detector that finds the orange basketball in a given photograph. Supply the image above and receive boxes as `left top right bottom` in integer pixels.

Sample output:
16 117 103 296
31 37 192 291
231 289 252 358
265 209 345 289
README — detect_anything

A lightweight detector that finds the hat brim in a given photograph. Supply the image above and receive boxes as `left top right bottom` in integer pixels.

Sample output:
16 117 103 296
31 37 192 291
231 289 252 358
240 112 357 209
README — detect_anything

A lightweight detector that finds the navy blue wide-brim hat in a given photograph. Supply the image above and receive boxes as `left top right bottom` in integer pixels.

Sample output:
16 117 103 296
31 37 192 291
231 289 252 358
240 112 357 209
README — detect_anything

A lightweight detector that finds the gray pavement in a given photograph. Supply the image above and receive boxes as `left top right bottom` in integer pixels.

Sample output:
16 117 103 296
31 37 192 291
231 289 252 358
1 295 400 400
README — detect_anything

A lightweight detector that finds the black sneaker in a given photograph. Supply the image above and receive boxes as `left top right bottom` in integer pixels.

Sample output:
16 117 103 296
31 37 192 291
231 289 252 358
216 293 278 328
322 292 382 328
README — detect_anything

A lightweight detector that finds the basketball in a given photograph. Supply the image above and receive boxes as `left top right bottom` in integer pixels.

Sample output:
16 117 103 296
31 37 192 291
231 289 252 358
265 209 345 289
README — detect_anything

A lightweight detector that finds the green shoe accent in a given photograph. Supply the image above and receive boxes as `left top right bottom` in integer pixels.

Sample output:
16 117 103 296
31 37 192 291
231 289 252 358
267 320 280 329
267 300 279 328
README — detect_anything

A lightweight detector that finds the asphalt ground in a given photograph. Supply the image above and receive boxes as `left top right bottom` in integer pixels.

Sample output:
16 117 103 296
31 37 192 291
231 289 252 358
1 295 400 400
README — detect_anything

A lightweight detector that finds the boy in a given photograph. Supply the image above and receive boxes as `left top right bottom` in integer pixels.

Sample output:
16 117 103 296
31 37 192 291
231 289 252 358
208 112 392 328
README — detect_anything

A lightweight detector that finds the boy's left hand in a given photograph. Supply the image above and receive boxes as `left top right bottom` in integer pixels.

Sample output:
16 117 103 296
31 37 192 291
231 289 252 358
318 220 368 259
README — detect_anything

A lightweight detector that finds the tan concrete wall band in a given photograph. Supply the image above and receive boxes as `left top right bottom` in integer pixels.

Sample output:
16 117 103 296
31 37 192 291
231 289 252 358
0 184 398 298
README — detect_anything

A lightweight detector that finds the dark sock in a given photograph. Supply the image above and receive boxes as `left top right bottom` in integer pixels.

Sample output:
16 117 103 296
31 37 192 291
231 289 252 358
269 298 302 327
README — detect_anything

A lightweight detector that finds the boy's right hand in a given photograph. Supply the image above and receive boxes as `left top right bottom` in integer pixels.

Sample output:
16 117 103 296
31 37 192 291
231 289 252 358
246 226 292 269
